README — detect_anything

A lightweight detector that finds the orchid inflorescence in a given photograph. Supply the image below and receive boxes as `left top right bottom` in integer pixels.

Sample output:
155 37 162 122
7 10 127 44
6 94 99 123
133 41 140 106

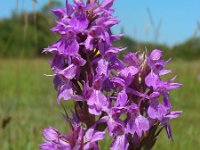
40 0 182 150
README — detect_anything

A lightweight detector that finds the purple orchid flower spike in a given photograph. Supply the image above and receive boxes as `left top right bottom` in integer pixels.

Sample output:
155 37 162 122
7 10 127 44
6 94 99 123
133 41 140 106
41 0 182 150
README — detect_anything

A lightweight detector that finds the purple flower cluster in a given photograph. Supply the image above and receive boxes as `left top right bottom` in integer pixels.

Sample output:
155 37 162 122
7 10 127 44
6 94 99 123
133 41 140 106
41 125 104 150
41 0 182 150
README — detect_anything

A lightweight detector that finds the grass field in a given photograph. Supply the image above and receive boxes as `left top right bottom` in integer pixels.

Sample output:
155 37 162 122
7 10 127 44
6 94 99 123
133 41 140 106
0 58 200 150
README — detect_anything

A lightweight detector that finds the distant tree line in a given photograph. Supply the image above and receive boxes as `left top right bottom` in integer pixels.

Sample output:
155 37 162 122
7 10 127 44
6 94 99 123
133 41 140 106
0 0 62 57
0 1 200 59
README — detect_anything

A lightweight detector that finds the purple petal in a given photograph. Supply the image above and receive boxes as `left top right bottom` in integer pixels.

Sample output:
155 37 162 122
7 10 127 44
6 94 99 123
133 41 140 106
148 103 159 119
115 90 127 107
107 117 125 136
71 54 86 66
70 6 88 32
163 94 171 108
135 115 149 136
58 64 77 80
70 94 84 102
93 76 103 90
103 18 119 27
85 35 94 50
111 77 125 89
58 83 73 103
158 104 168 119
88 105 102 115
51 54 65 72
90 131 105 143
105 47 126 57
165 111 182 119
102 78 114 91
84 127 94 141
145 71 160 89
51 8 65 19
111 135 129 150
40 142 56 150
101 0 114 10
87 90 108 115
96 59 108 77
120 66 138 79
159 69 172 76
127 118 137 135
166 82 182 90
165 124 173 140
102 31 111 46
42 127 59 141
150 49 163 61
66 0 73 16
109 56 125 70
149 92 160 99
62 32 79 55
124 52 139 67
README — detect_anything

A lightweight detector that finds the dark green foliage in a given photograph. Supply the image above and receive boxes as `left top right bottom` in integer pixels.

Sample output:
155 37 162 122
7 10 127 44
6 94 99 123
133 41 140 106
115 35 200 60
170 37 200 60
0 12 58 57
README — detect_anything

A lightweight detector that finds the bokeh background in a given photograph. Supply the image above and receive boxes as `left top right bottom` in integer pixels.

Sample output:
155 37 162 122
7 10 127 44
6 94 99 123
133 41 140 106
0 0 200 149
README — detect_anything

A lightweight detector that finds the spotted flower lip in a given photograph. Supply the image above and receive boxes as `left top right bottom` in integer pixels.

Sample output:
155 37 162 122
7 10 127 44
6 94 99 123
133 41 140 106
41 0 182 150
42 127 60 141
127 114 150 137
40 127 71 150
111 134 129 150
84 127 105 149
69 4 89 32
87 89 109 115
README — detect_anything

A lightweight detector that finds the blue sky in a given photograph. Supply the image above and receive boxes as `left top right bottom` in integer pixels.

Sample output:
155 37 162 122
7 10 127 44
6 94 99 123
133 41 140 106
1 0 200 46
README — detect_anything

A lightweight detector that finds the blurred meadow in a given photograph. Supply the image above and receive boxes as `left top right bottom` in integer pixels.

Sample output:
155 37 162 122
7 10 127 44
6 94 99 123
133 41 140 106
1 0 200 150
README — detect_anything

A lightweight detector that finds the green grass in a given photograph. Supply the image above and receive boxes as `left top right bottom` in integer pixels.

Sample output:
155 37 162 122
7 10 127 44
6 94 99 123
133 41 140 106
0 58 200 149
